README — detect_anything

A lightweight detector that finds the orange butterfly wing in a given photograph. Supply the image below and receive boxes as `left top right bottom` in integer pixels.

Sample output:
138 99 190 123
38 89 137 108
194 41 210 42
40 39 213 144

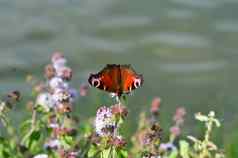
99 64 121 93
88 64 121 93
120 65 143 94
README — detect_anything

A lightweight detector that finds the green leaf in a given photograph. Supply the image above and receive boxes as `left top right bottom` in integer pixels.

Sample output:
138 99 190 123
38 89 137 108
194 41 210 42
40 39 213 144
213 119 221 127
187 136 199 143
63 135 73 145
118 117 124 125
46 127 53 135
179 140 189 158
20 119 31 135
79 122 93 135
0 137 5 144
88 145 98 157
101 148 111 158
30 130 41 141
28 130 41 148
2 150 10 158
117 149 128 158
195 113 208 122
168 150 178 158
59 135 74 150
35 104 49 113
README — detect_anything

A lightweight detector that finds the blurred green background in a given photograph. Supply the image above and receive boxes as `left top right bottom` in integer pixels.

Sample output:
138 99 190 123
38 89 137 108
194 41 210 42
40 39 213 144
0 0 237 156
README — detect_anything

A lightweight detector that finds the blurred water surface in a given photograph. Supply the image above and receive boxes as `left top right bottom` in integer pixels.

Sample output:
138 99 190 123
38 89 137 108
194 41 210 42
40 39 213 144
0 0 237 145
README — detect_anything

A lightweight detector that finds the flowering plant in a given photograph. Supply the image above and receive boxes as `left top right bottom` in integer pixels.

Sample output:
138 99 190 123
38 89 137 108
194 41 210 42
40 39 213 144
87 104 128 158
0 53 225 158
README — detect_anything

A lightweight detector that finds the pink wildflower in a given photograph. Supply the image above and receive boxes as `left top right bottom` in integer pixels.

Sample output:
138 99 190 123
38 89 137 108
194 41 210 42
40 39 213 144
150 97 161 115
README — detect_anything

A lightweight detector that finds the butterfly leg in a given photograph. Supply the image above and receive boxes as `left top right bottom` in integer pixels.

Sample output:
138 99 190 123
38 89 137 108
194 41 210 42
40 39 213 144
110 93 122 105
115 96 121 105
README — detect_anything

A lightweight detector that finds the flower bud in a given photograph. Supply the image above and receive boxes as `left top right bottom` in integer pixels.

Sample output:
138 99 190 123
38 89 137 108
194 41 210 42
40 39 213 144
79 83 89 97
170 126 181 137
56 102 72 113
56 67 72 81
44 64 56 79
111 136 127 148
173 107 186 125
111 104 128 118
33 82 45 93
150 97 161 115
95 106 116 136
51 52 67 70
26 101 34 111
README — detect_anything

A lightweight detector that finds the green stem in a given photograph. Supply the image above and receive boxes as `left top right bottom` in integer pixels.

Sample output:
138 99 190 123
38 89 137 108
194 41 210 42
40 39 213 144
200 118 214 158
169 134 176 143
112 147 117 158
0 113 17 140
79 140 91 158
20 108 37 145
109 146 113 158
205 120 213 142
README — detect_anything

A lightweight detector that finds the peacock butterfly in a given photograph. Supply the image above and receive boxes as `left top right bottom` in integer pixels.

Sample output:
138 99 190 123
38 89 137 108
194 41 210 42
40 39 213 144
88 64 143 97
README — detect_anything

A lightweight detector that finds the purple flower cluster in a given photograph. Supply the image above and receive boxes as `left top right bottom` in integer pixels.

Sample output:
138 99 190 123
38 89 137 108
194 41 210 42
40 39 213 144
95 104 129 137
170 107 186 137
93 104 128 151
150 97 161 115
32 52 79 158
157 107 186 156
95 106 116 136
36 52 77 113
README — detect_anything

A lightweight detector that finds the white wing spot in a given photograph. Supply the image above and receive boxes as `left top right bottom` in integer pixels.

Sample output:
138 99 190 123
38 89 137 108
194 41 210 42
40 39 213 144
134 78 141 88
92 78 100 88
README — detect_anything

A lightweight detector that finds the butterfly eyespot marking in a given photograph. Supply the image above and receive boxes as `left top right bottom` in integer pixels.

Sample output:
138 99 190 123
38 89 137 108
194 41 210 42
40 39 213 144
92 78 100 88
134 78 141 88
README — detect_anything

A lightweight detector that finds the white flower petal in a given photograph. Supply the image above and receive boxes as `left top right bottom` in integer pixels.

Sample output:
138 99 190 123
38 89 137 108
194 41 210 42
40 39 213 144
36 93 54 111
33 154 48 158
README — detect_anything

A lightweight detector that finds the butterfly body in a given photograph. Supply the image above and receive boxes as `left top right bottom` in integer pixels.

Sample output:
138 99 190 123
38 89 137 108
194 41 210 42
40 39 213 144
88 64 143 97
